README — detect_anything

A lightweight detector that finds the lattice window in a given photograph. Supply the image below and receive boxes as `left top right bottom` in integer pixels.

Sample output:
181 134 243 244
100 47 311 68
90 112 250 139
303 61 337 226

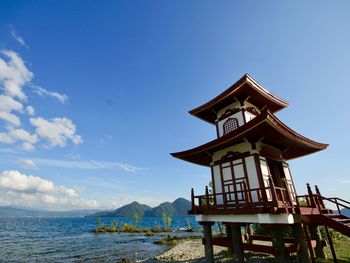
223 118 239 134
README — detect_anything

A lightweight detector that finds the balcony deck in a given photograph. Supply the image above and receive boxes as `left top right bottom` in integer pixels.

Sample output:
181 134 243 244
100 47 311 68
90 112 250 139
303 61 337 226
190 181 331 216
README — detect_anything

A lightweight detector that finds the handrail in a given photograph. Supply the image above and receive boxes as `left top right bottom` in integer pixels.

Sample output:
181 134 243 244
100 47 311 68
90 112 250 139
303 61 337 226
322 196 350 215
324 197 350 206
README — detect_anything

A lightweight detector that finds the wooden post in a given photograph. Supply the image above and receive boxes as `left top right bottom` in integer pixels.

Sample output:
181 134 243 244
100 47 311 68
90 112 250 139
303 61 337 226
309 225 327 260
202 222 214 263
268 176 278 207
283 178 294 208
246 223 253 244
307 183 315 207
325 226 337 263
226 223 233 254
270 227 291 263
293 223 311 263
231 224 245 263
303 225 316 263
243 179 251 207
191 188 195 211
205 186 210 208
314 185 325 209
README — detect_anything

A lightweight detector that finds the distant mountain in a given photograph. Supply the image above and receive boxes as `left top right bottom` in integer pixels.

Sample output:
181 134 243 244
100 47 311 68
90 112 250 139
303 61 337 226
113 201 152 217
86 198 191 218
0 206 100 218
172 198 192 216
341 208 350 217
145 202 175 217
86 201 152 218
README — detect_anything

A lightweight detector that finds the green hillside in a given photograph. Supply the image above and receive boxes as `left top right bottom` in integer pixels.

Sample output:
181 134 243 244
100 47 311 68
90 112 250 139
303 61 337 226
86 198 191 217
114 201 152 217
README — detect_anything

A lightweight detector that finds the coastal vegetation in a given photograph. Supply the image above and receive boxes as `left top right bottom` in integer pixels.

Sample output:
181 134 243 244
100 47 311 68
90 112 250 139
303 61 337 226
93 216 173 234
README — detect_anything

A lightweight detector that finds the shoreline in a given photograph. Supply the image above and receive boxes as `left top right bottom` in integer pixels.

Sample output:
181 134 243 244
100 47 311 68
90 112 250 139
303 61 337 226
142 238 228 263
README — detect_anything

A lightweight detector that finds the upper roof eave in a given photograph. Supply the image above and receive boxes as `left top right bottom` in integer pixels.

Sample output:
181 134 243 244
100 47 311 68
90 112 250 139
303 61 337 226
189 74 289 124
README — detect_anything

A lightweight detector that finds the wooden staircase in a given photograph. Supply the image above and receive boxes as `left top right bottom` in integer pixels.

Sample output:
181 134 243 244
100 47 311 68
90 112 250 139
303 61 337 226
299 187 350 237
302 213 350 237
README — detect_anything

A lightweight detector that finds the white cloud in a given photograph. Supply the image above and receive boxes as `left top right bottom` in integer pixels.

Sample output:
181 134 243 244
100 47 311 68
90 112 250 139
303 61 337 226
10 27 29 49
0 170 75 195
0 49 80 152
0 50 33 101
34 158 144 173
0 127 38 145
26 105 35 116
21 142 35 151
31 85 68 103
30 117 82 147
0 95 23 126
0 170 98 210
19 159 38 170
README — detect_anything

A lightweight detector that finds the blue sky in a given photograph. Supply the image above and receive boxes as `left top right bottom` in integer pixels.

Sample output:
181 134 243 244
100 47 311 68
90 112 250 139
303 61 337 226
0 1 349 210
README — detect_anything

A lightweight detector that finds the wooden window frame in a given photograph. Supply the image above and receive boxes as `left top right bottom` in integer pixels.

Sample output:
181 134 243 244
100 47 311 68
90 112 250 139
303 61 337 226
223 117 239 135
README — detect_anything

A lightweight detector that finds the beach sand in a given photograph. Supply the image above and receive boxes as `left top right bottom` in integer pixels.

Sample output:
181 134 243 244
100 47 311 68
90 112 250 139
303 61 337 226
142 238 299 263
141 239 230 263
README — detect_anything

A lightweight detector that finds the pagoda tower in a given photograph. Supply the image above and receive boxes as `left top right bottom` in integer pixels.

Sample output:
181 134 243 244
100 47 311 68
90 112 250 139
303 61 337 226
171 74 350 263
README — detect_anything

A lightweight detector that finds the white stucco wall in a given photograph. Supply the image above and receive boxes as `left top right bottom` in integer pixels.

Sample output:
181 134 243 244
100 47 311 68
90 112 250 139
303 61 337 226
217 110 244 137
244 111 256 123
212 142 252 162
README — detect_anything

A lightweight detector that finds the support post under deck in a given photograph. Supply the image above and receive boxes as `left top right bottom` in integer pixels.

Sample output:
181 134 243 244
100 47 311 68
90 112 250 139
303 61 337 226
270 227 291 263
293 223 311 263
225 223 233 254
309 225 327 260
231 224 245 263
202 222 214 263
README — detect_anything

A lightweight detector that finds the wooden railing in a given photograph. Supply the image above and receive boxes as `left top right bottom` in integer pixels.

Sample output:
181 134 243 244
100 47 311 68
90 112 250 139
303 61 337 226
191 175 296 212
323 197 350 215
191 180 350 216
297 184 350 215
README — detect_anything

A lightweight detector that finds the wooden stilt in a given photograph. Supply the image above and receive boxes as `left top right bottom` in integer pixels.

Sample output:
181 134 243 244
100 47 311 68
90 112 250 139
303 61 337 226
309 225 327 260
270 227 291 263
202 222 214 263
246 223 253 243
225 223 233 254
231 224 245 263
325 226 337 263
293 223 311 263
303 224 316 263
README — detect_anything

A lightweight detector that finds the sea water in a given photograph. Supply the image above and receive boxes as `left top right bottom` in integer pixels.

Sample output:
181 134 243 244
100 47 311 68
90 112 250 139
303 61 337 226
0 217 200 263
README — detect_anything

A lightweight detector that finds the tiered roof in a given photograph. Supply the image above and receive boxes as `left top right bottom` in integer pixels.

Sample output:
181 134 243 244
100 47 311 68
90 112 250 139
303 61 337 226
171 74 328 166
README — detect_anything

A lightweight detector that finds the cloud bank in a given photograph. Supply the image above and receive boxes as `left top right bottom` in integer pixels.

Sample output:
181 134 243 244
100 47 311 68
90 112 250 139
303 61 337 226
0 170 98 209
